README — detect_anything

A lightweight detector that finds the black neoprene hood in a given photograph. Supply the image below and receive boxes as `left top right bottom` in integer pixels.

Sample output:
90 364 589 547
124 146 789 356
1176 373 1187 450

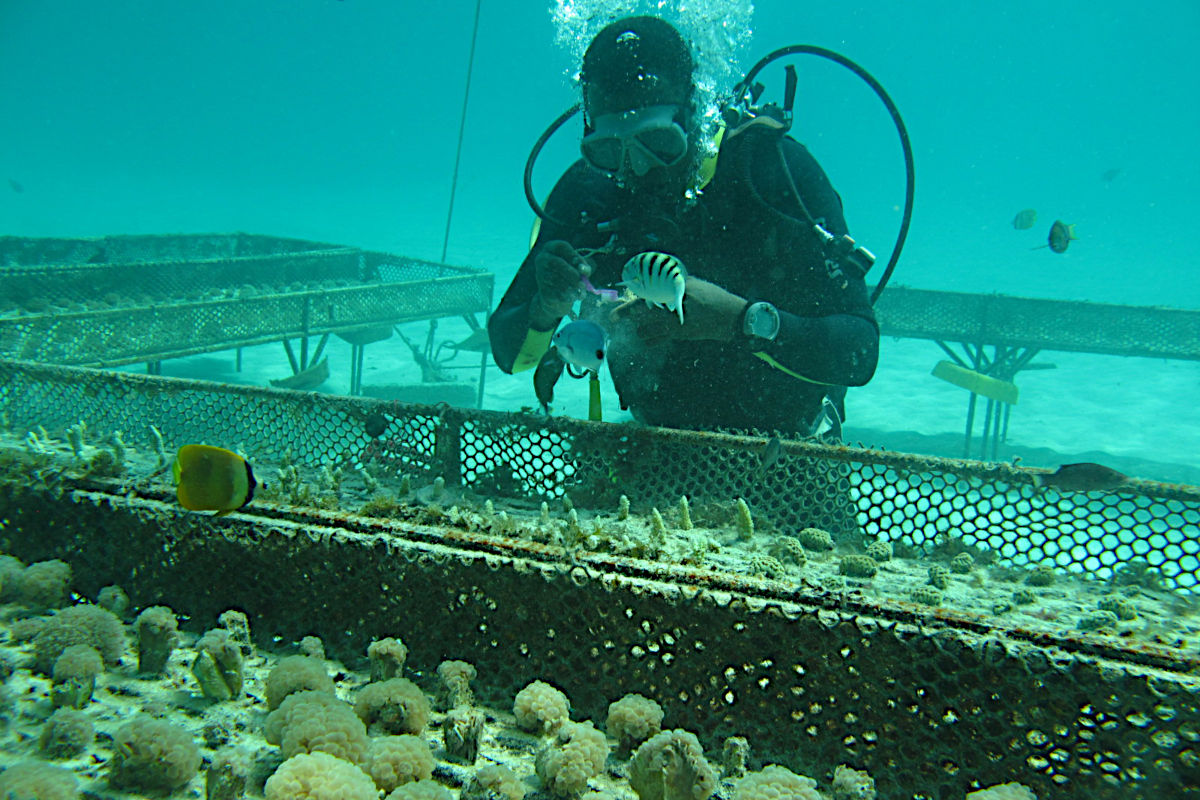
581 16 695 118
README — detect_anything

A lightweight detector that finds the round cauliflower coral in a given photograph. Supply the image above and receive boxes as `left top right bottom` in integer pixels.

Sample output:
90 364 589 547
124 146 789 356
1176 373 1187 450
40 707 94 759
514 679 570 733
15 559 72 609
32 604 126 673
606 693 664 752
265 656 335 710
535 720 610 797
386 778 455 800
464 765 525 800
732 765 822 800
436 659 477 709
265 690 370 764
831 764 875 800
107 716 201 793
355 677 432 734
367 637 408 681
365 734 435 793
264 752 377 800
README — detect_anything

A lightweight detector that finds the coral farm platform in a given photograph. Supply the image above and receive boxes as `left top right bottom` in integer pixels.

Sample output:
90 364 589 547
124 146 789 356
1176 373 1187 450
0 359 1197 799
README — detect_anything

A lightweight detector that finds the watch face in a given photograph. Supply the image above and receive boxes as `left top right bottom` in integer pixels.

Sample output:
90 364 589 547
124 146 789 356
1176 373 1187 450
747 303 779 339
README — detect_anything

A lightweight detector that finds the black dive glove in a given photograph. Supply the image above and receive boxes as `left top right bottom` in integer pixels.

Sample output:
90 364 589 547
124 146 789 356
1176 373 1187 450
530 240 592 330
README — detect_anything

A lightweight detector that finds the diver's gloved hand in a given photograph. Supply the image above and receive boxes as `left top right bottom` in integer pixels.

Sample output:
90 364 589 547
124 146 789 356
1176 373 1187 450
623 278 748 344
530 240 592 330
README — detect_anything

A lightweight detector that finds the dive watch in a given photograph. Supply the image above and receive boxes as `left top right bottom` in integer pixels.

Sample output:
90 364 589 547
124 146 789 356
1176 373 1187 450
742 301 781 346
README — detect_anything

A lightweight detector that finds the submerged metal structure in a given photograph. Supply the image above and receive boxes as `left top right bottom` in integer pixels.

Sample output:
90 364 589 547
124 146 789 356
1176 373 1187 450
0 232 494 400
873 287 1200 459
1 359 1197 799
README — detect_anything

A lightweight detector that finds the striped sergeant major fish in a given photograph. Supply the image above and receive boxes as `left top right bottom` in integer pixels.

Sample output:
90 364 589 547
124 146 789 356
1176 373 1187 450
620 251 688 324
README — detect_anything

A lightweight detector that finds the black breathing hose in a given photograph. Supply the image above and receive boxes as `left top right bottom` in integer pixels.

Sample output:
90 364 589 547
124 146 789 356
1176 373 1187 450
523 103 582 232
732 45 914 305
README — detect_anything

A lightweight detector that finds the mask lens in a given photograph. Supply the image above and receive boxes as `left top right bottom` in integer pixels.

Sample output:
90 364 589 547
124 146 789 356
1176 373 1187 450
580 136 625 173
581 105 687 175
634 125 687 165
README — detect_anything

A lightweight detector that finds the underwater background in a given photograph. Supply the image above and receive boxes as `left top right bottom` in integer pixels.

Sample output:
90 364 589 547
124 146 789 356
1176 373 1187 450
2 0 1198 480
2 5 1200 799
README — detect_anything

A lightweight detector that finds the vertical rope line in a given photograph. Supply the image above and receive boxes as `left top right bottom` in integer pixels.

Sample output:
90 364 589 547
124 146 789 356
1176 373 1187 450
441 0 483 264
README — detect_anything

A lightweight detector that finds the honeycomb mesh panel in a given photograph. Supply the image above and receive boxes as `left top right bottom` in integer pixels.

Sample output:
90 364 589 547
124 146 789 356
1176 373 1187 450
0 483 1195 800
0 233 359 307
875 287 1200 360
2 359 1198 590
0 234 492 366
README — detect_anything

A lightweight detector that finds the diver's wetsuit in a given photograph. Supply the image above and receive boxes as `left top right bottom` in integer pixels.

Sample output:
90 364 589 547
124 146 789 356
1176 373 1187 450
489 123 879 435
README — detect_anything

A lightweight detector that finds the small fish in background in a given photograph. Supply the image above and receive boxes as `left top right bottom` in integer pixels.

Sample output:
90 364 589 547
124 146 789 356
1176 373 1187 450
1101 167 1123 184
620 251 688 323
760 435 783 471
8 178 23 193
552 319 607 374
1031 220 1077 254
172 444 258 515
1033 462 1129 493
1047 220 1077 253
1011 208 1037 230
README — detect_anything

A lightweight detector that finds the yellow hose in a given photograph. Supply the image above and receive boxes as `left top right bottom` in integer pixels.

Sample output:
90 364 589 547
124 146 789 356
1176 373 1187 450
588 374 602 421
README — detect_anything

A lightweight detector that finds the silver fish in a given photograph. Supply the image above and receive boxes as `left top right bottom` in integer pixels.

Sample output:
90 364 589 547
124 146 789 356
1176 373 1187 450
552 319 607 374
620 252 687 324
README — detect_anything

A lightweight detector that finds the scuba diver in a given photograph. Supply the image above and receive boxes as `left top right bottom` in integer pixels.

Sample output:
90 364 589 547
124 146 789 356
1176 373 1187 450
488 15 881 438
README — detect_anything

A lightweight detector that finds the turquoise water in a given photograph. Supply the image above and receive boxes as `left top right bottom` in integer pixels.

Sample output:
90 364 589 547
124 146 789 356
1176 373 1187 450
4 1 1198 305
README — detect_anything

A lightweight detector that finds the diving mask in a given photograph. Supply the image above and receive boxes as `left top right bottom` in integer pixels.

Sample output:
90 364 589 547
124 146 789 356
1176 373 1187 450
581 104 688 177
